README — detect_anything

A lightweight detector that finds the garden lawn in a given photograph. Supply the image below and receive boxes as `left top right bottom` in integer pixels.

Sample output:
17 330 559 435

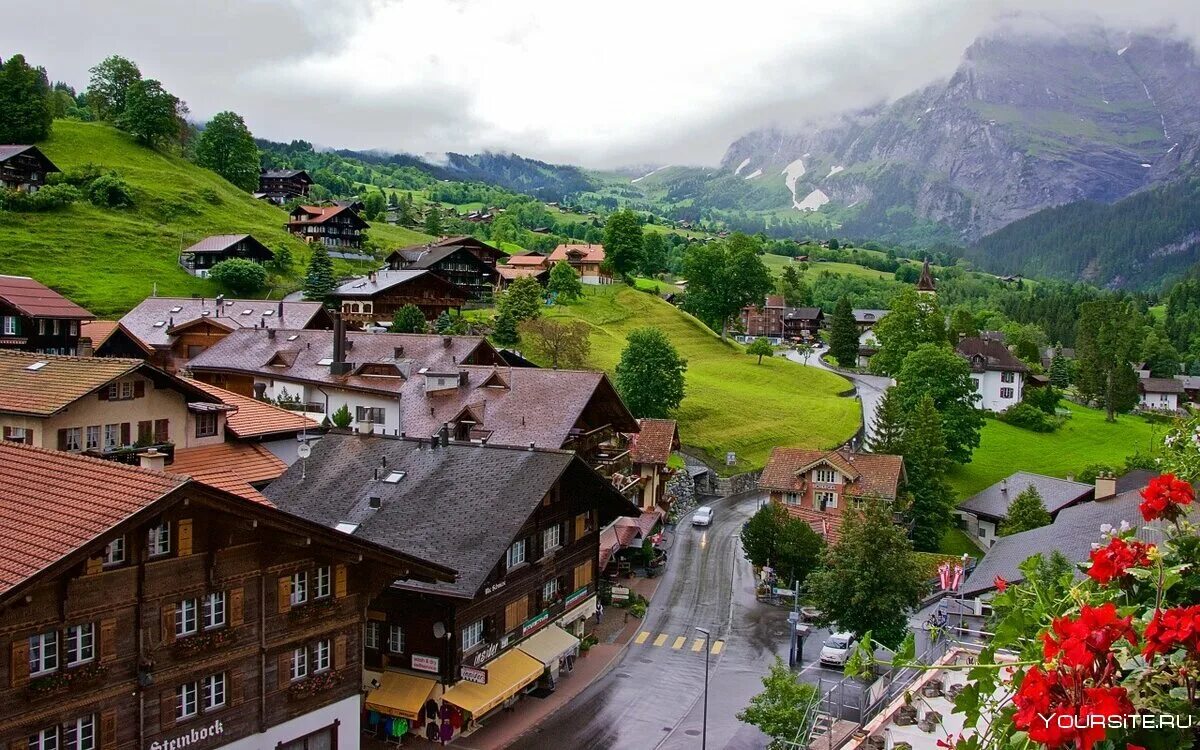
543 285 860 473
939 528 982 557
947 402 1162 499
759 253 895 282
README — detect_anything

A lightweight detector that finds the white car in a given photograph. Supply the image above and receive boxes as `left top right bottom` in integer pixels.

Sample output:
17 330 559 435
692 506 714 527
819 632 858 667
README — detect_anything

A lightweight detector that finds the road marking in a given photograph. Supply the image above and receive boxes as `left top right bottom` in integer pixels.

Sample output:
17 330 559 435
672 636 686 650
691 638 705 652
653 633 668 647
711 640 725 655
635 631 650 645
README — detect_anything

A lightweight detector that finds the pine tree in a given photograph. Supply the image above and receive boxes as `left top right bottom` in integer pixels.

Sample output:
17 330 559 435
424 205 443 236
492 310 519 346
902 395 957 552
1000 485 1052 536
1049 343 1071 388
828 296 859 367
303 245 336 305
867 388 907 455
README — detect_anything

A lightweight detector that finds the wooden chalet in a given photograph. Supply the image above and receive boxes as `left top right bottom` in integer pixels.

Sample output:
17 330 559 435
286 205 369 249
738 296 823 343
333 270 468 326
178 234 275 277
0 442 454 750
257 168 312 204
0 145 59 192
546 244 611 285
0 275 93 355
384 243 499 301
265 432 639 743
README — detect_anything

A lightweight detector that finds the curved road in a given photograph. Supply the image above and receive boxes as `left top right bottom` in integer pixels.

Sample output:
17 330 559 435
787 346 892 444
511 491 788 750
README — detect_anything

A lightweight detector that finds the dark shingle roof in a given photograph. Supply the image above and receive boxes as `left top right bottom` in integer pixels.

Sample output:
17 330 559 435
0 145 59 172
1139 377 1185 394
957 472 1093 522
261 169 310 179
117 298 328 349
0 275 93 319
784 307 823 321
955 336 1029 373
852 309 888 324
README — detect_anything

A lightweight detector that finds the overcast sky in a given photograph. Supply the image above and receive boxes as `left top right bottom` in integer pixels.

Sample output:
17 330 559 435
3 0 1197 167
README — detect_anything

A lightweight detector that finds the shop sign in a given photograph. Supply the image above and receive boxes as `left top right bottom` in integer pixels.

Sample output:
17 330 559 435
563 586 589 609
470 642 499 667
149 720 225 750
411 654 440 673
460 665 488 685
484 580 507 595
521 610 550 636
611 586 630 602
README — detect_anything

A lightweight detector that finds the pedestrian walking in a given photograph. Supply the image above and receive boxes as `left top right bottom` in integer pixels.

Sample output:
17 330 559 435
595 601 604 624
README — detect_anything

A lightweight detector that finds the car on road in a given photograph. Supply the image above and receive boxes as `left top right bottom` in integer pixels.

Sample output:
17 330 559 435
819 631 858 667
692 506 714 527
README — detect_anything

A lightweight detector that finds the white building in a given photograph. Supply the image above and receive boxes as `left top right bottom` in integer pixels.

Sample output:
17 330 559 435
955 336 1027 412
1138 377 1183 412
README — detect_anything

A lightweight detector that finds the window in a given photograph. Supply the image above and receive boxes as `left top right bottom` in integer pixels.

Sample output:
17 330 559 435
103 423 119 450
506 539 526 569
138 421 152 445
313 566 331 599
1000 387 1015 399
278 726 337 750
542 524 561 553
313 639 331 673
355 406 386 424
176 599 198 637
364 622 381 650
52 320 61 336
784 492 800 506
38 319 47 336
388 625 404 654
66 624 94 666
195 412 218 438
3 316 17 335
62 716 94 750
148 522 171 557
1001 371 1015 383
462 619 484 652
63 427 82 452
815 491 837 510
177 681 199 720
290 572 308 606
971 377 981 389
290 647 308 681
574 561 593 590
202 673 226 711
3 426 29 443
85 425 100 451
543 577 559 602
203 592 226 630
153 419 169 443
814 469 838 484
29 727 58 750
29 631 58 676
102 536 124 566
69 321 78 337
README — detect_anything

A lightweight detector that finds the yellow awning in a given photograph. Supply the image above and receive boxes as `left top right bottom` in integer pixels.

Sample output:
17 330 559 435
365 671 438 720
517 625 580 665
441 648 544 717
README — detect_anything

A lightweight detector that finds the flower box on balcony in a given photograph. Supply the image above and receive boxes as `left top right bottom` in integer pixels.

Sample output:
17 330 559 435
173 627 236 658
287 670 340 700
26 663 109 700
288 597 338 623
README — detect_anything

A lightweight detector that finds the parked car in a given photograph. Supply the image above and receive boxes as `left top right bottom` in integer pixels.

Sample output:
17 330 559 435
819 631 858 667
692 506 714 527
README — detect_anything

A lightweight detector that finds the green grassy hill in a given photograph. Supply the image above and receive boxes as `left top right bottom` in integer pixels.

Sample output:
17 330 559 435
0 121 431 316
540 285 861 472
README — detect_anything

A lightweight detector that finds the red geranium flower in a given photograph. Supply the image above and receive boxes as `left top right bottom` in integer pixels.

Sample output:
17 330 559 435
994 575 1008 593
1142 605 1200 660
1043 603 1136 675
1087 537 1155 585
1139 473 1194 522
1013 666 1134 750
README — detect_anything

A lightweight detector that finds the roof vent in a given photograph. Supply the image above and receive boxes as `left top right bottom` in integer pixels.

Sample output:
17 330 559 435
200 311 211 317
384 471 405 483
334 522 359 534
153 321 166 328
287 334 299 341
25 361 48 372
169 306 183 313
368 496 382 510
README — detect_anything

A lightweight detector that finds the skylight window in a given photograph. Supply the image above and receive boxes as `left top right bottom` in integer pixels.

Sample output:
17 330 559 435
334 522 359 534
383 471 406 484
317 358 334 366
241 309 253 315
25 361 48 371
200 311 210 317
287 334 299 341
263 310 274 316
169 306 183 313
153 321 166 327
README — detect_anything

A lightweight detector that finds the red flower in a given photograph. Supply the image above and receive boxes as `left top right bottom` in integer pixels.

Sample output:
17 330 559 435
994 575 1008 593
1087 537 1155 585
1012 666 1134 750
1042 603 1136 675
1142 605 1200 660
1138 473 1194 522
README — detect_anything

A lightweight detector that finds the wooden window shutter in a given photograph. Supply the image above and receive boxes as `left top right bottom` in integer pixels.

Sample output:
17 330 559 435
574 513 586 541
10 637 29 687
229 587 244 627
176 518 193 557
134 380 146 398
98 387 110 401
160 689 176 730
229 667 244 705
24 430 32 445
334 634 348 670
120 422 131 446
277 651 292 689
277 576 291 613
57 428 68 450
86 556 103 575
334 563 348 599
161 603 176 645
100 618 117 663
11 740 26 750
137 420 152 444
100 708 117 748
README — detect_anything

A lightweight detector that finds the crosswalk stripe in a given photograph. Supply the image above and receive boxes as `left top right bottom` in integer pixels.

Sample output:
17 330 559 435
691 638 705 652
653 633 668 647
711 640 725 655
635 631 650 645
672 636 686 650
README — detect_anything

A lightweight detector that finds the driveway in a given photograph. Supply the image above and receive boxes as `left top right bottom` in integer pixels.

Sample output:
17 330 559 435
786 345 893 445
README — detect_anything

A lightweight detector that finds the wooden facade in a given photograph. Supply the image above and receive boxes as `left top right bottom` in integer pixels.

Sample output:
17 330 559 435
258 170 312 205
336 272 468 327
385 246 499 302
286 206 368 249
0 146 60 193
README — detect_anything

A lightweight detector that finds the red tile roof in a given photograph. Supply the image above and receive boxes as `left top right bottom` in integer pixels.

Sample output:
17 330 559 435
180 377 318 438
548 244 605 263
0 275 93 319
80 320 120 348
0 442 187 596
629 419 679 465
504 255 550 267
168 464 272 505
0 350 142 416
171 442 289 488
760 447 904 500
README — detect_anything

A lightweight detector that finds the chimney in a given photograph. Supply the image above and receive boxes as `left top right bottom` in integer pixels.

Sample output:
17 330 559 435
368 495 382 510
331 313 350 375
1095 473 1117 501
443 336 452 348
267 328 276 339
139 448 167 472
1000 478 1008 495
394 346 404 359
458 371 468 387
439 423 450 447
252 382 267 400
278 300 284 318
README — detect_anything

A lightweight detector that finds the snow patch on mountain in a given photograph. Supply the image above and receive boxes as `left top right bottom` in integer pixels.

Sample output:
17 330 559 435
782 158 807 208
827 165 844 178
743 168 763 180
631 165 670 184
796 188 830 212
733 157 752 176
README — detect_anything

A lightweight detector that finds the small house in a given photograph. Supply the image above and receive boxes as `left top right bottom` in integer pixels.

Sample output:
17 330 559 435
956 472 1094 548
258 168 312 204
955 336 1027 412
0 275 93 355
0 145 59 192
179 234 275 277
286 204 369 249
332 270 469 326
546 244 611 285
1138 377 1184 412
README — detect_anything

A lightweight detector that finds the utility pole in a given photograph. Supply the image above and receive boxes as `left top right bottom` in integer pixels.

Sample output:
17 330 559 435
696 626 711 750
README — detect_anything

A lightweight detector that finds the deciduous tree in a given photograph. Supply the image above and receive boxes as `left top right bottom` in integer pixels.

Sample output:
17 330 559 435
615 327 686 418
362 191 387 221
391 304 428 334
828 295 859 367
737 657 819 750
1075 298 1142 421
117 78 183 147
869 287 946 376
193 111 260 191
86 55 141 120
518 318 591 369
0 54 52 143
681 234 773 340
208 258 267 296
602 208 643 279
747 337 774 364
1000 485 1052 536
547 261 583 302
893 343 984 464
424 205 443 236
639 232 668 277
496 276 544 324
779 265 811 307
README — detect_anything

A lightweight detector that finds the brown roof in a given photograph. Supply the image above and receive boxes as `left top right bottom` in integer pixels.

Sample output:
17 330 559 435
917 258 936 291
0 275 93 319
179 377 318 437
629 419 679 465
504 255 550 267
333 270 465 301
1139 377 1185 395
171 442 288 488
117 297 329 350
955 337 1029 373
183 234 273 259
287 204 367 227
548 244 605 263
80 320 119 348
759 447 904 499
496 266 548 281
0 442 187 596
0 145 59 172
0 350 142 416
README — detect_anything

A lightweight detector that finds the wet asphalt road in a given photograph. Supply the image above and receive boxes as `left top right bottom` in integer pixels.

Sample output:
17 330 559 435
511 491 793 750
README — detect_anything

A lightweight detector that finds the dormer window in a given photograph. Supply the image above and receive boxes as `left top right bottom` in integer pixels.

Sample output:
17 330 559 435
815 469 838 484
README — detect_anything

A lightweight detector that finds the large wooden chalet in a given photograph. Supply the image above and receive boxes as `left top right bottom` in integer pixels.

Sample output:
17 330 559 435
0 275 94 355
0 145 59 192
738 295 824 343
333 270 468 326
265 432 639 743
257 168 312 204
385 243 499 301
0 442 453 750
178 234 275 277
286 204 369 249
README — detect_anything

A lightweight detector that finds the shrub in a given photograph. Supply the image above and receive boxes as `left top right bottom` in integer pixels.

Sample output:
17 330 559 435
87 173 134 207
208 258 267 295
52 163 104 187
998 402 1059 432
1076 463 1117 484
1 184 81 211
1023 385 1061 414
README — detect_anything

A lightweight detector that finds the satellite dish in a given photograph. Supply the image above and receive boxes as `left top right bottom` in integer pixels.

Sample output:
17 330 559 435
433 622 446 639
297 443 312 459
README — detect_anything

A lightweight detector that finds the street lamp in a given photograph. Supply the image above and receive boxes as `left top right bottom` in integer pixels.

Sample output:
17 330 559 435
695 626 711 750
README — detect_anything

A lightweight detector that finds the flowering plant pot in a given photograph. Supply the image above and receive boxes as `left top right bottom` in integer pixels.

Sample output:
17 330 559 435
27 663 109 699
288 670 341 700
173 628 236 657
288 597 338 623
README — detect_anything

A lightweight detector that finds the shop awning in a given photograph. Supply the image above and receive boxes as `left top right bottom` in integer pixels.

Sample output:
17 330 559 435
441 649 544 717
517 625 580 666
365 671 438 721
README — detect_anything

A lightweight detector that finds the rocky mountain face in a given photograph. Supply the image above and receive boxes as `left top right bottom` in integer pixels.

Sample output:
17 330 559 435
721 27 1200 241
